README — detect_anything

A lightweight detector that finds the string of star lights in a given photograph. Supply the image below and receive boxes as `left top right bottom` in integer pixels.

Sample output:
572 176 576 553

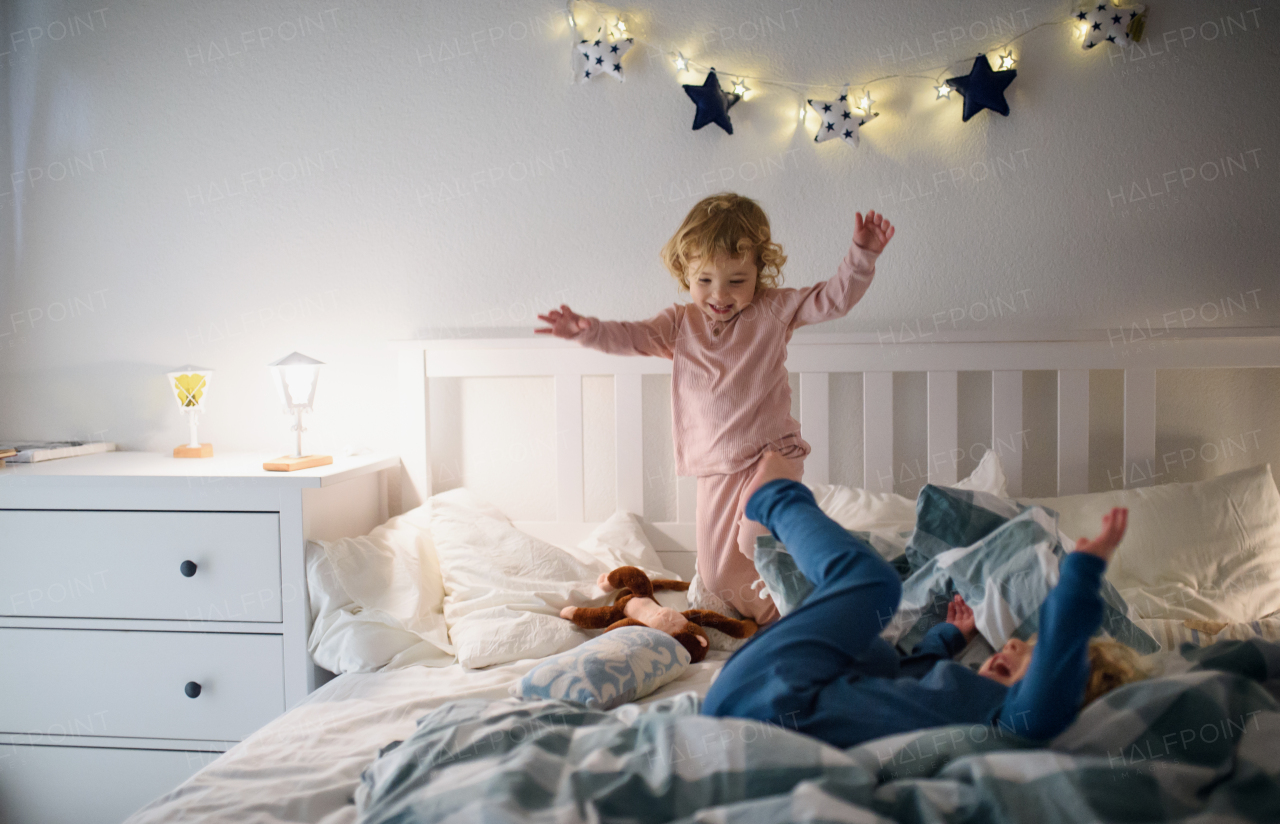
565 1 1147 140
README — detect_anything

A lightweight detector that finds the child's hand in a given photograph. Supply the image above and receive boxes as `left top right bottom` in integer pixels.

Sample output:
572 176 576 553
946 594 977 641
852 210 895 254
1073 507 1128 564
536 304 591 338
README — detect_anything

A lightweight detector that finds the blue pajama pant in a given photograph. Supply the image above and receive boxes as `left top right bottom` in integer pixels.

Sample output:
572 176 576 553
701 479 905 733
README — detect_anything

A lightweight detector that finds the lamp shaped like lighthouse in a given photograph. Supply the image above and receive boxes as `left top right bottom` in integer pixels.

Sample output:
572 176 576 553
167 366 214 458
263 352 333 472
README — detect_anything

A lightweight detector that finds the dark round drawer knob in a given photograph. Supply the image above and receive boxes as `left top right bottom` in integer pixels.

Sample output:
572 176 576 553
180 560 197 577
185 681 202 699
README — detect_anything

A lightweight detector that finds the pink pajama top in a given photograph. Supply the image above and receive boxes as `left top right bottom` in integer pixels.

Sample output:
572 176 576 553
571 242 880 477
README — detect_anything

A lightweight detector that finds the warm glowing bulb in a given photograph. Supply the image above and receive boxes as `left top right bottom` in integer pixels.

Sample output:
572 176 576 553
935 83 952 99
673 51 688 71
997 50 1016 70
615 18 626 33
798 105 807 123
733 79 749 96
857 90 874 112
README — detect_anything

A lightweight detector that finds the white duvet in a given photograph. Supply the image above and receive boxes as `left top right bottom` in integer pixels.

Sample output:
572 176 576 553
308 488 674 673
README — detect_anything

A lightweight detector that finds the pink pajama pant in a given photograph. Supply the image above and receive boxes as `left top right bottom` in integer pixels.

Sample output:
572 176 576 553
695 439 808 626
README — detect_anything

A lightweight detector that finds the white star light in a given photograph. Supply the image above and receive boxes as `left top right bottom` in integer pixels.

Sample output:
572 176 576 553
997 50 1016 70
856 90 875 112
807 85 876 148
1078 2 1147 50
576 26 633 82
935 83 953 100
732 78 750 97
672 51 689 71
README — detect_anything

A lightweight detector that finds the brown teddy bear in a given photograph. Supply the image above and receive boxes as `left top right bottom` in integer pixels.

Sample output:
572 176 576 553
559 566 759 663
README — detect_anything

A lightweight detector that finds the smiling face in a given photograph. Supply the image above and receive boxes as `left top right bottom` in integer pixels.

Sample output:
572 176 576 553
688 252 758 322
978 637 1034 686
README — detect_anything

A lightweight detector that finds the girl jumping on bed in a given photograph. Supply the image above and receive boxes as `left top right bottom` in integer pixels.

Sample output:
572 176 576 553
703 451 1145 747
536 194 894 625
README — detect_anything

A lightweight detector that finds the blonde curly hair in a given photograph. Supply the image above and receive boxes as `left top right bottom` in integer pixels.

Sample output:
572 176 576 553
1083 639 1149 706
660 193 786 292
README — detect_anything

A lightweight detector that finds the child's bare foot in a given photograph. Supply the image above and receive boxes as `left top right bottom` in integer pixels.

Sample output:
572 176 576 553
744 450 802 504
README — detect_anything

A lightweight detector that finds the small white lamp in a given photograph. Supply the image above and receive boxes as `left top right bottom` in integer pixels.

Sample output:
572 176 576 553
167 366 214 458
263 352 332 471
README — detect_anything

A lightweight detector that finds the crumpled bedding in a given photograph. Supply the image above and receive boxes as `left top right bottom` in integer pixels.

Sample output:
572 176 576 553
122 651 732 824
355 640 1280 824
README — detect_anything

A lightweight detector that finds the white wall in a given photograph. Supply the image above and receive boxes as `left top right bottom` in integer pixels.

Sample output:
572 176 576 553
2 1 1277 515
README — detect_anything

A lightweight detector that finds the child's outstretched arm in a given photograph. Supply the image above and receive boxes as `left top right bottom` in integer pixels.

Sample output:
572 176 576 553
785 210 896 331
536 303 681 359
996 508 1128 740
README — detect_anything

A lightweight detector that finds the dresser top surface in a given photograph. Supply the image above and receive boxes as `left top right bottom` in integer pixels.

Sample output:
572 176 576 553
0 451 398 489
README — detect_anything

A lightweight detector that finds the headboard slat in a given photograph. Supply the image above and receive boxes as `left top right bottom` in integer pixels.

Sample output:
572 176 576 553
1123 369 1157 489
555 374 585 521
799 373 831 485
927 371 959 485
991 371 1024 496
614 373 644 515
398 349 430 511
676 476 697 525
1056 370 1090 495
863 372 894 492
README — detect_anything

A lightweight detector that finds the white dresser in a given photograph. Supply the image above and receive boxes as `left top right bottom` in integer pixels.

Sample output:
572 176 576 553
0 451 398 824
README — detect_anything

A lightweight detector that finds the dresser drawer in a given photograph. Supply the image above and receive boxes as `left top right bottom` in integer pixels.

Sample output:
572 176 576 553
0 744 209 824
0 628 285 742
0 510 281 621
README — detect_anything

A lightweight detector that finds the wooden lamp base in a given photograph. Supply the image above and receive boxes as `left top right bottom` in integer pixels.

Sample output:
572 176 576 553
174 443 214 458
263 454 333 472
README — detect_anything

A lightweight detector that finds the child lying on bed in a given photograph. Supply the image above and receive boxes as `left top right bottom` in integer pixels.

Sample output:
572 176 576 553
537 194 894 626
703 451 1145 748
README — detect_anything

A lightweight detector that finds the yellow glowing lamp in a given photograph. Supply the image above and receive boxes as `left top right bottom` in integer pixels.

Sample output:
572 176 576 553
856 90 875 113
263 351 332 472
167 366 214 458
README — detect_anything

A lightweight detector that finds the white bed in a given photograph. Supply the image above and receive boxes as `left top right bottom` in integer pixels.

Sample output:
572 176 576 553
127 328 1280 824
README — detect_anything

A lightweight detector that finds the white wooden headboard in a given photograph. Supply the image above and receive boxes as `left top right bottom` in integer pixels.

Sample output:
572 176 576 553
396 328 1280 578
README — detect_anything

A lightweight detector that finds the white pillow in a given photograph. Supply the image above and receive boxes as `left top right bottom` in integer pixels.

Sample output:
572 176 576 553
807 448 1010 534
306 505 455 674
431 488 674 669
1020 464 1280 623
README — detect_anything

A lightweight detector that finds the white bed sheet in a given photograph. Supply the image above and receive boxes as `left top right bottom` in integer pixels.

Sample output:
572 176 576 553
125 651 732 824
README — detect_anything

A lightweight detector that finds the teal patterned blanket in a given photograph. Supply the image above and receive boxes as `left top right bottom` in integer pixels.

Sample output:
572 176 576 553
357 639 1280 823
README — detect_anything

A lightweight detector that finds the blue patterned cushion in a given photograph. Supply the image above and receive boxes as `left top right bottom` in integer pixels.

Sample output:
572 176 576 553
510 626 691 710
756 485 1158 654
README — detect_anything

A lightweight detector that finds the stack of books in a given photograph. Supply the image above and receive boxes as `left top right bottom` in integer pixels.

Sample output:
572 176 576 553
0 441 117 464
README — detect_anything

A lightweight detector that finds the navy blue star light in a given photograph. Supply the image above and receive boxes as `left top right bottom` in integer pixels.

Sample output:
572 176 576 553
577 26 632 81
683 69 740 134
1077 2 1146 50
944 54 1016 122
